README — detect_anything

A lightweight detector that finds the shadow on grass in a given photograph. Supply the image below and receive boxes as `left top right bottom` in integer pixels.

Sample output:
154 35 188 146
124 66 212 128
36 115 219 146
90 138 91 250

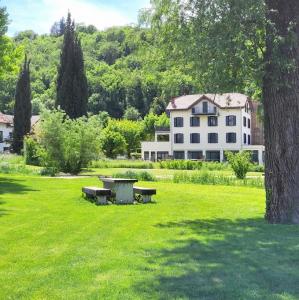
134 218 299 299
0 177 37 196
0 177 39 217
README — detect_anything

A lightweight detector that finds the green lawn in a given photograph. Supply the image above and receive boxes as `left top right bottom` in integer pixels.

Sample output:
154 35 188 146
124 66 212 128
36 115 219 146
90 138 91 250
1 174 299 299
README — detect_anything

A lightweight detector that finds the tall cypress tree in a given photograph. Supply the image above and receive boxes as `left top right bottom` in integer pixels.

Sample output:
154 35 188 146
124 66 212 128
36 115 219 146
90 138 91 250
12 55 32 154
56 12 88 119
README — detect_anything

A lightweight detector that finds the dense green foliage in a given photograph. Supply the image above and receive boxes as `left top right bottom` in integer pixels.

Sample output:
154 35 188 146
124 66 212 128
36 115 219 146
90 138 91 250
0 19 196 116
34 110 101 174
226 151 251 179
112 170 157 181
0 5 23 113
56 13 88 118
142 0 265 99
12 55 32 154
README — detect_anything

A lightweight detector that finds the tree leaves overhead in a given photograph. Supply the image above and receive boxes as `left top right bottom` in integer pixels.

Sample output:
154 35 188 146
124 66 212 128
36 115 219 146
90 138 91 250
143 0 266 99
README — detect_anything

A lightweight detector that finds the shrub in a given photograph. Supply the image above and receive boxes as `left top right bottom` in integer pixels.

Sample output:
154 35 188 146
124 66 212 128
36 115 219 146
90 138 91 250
99 129 127 159
36 110 102 174
24 136 41 166
112 170 156 181
249 164 264 172
225 151 251 179
40 167 58 177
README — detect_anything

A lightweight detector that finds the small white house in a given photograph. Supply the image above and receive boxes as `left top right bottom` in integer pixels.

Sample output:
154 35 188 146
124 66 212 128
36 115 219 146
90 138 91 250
0 113 40 153
141 93 265 164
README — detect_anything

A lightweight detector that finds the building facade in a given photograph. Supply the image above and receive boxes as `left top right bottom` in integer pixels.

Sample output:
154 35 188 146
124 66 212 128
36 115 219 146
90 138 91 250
141 93 265 164
0 113 39 153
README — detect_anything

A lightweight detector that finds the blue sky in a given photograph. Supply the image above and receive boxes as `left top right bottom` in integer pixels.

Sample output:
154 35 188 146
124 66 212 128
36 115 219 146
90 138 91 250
2 0 150 36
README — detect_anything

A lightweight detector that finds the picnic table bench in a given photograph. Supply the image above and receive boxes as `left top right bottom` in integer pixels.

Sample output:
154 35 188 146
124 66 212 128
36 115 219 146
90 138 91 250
133 187 156 203
82 187 112 205
99 177 138 204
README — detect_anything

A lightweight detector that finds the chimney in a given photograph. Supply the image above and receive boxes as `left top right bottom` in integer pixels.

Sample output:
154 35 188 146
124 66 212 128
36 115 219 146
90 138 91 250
171 97 177 108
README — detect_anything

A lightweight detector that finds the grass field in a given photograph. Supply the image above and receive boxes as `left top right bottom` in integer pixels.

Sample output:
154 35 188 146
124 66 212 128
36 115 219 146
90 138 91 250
1 174 299 299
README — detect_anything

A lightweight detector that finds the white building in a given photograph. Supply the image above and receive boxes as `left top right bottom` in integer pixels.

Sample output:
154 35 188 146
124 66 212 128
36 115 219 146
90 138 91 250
0 113 39 153
141 93 265 164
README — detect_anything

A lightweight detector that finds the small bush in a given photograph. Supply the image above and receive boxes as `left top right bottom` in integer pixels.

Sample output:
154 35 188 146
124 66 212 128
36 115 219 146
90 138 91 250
249 164 264 172
112 170 156 181
40 167 58 177
24 136 41 166
225 151 251 179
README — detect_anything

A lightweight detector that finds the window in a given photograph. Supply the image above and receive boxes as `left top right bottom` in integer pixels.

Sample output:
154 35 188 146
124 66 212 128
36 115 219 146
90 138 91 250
208 133 218 143
144 151 149 161
9 132 13 139
226 115 236 126
157 134 169 142
251 150 259 163
150 152 156 161
243 116 247 127
206 151 220 162
174 117 184 127
244 133 247 144
174 133 184 144
226 132 237 143
188 151 203 160
174 151 185 160
157 152 169 161
190 116 200 127
248 119 251 129
203 101 208 114
190 133 200 144
248 135 251 145
208 116 218 126
0 131 3 143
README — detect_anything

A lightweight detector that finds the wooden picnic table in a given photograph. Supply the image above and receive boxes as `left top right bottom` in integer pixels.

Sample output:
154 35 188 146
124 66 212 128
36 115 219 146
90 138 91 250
99 177 138 204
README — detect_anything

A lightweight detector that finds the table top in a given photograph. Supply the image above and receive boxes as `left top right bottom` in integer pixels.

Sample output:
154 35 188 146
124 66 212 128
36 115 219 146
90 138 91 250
99 177 138 183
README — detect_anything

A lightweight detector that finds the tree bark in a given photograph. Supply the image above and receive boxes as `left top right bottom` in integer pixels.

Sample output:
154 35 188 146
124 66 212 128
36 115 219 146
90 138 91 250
264 0 299 223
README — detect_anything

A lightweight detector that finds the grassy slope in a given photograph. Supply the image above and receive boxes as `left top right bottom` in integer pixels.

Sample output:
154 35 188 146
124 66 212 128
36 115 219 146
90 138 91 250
0 175 298 300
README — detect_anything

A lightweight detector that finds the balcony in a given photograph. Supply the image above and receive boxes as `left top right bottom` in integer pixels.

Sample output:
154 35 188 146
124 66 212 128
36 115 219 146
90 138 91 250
192 107 217 115
154 126 170 132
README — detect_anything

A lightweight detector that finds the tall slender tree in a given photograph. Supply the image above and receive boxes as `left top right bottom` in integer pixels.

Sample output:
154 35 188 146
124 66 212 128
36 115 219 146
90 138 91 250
263 0 299 223
56 12 88 119
12 55 32 154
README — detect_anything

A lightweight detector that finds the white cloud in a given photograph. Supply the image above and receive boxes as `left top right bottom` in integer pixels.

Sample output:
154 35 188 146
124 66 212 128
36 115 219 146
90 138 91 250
42 0 132 31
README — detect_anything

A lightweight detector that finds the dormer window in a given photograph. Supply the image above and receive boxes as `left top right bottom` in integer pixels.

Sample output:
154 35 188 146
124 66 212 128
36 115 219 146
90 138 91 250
203 101 208 114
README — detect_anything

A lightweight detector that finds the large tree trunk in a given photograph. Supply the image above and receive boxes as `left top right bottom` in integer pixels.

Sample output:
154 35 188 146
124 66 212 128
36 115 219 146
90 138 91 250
263 0 299 223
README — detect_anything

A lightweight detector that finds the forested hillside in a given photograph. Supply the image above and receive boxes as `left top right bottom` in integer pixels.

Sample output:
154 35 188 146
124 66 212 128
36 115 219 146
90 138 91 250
0 0 265 117
0 24 195 117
